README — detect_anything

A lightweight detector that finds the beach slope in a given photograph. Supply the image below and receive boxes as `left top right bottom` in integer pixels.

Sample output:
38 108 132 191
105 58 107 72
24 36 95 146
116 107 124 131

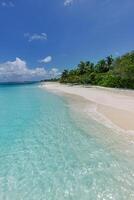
41 82 134 133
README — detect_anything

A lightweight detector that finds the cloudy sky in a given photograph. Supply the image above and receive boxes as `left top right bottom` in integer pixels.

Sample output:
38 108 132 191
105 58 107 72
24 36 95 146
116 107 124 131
0 0 134 81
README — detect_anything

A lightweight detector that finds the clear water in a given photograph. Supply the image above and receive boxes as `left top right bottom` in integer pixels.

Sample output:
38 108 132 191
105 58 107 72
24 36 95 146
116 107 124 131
0 84 134 200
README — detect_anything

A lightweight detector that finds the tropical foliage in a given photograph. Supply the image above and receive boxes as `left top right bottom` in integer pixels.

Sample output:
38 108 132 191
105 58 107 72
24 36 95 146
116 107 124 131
60 51 134 89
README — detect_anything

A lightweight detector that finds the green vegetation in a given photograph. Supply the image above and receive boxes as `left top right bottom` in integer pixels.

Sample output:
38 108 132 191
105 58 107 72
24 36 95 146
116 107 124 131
60 51 134 89
40 78 59 82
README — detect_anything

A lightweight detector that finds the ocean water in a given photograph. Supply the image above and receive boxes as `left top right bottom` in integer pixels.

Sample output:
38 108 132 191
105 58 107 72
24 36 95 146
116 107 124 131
0 84 134 200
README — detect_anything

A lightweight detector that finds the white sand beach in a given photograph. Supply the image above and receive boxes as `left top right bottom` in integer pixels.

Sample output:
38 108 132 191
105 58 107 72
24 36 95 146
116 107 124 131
41 82 134 134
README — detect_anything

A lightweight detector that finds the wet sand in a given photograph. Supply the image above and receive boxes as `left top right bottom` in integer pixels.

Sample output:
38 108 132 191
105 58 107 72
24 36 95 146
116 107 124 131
41 82 134 134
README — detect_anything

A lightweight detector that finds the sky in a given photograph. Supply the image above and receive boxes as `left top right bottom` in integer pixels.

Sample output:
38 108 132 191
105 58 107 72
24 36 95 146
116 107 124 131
0 0 134 81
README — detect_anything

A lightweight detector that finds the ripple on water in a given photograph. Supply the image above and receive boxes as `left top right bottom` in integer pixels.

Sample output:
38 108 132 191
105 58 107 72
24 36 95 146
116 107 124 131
0 85 134 199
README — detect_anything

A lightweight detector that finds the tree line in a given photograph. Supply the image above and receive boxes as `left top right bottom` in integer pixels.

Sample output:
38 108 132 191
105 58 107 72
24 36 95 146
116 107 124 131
60 51 134 89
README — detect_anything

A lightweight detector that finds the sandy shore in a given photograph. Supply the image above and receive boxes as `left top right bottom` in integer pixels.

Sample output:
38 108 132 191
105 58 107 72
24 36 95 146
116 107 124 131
41 82 134 134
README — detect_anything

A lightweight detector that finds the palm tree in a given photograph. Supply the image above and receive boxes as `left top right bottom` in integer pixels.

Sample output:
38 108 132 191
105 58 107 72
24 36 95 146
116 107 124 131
77 61 93 75
96 59 107 73
61 69 69 79
106 55 114 68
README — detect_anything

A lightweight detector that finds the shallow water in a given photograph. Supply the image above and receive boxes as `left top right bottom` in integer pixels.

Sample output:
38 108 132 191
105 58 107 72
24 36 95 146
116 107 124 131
0 84 134 200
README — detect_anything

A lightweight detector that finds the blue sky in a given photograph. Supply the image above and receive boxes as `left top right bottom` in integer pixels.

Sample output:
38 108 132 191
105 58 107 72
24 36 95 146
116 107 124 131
0 0 134 81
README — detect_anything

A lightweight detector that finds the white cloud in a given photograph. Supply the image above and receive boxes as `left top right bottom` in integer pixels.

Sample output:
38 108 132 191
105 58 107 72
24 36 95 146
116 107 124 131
0 58 60 82
1 1 14 7
64 0 74 7
24 33 47 42
49 68 61 78
39 56 52 64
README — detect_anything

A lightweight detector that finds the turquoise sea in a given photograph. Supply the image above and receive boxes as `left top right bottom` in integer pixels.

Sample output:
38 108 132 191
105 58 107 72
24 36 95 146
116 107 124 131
0 84 134 200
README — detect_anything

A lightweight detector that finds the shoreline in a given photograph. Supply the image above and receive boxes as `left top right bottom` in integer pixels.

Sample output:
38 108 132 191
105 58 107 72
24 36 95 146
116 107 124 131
40 82 134 134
